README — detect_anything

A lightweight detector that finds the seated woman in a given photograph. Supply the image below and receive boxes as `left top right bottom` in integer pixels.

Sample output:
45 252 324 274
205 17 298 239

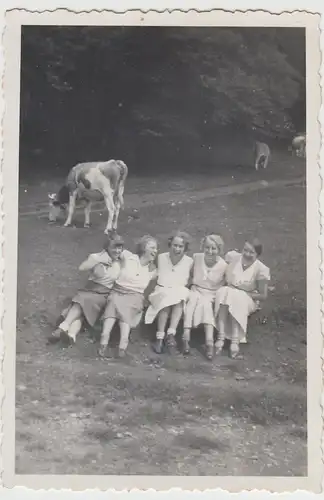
145 230 193 354
50 233 124 345
98 235 158 359
214 238 270 359
182 234 227 360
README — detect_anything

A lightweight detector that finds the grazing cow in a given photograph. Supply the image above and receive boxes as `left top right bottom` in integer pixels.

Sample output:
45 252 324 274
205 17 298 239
254 141 270 171
48 160 128 234
291 134 306 158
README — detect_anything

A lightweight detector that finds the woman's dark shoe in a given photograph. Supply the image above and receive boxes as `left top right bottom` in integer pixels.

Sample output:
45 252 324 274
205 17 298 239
205 344 214 361
214 339 224 355
153 339 163 354
229 343 240 359
97 345 107 358
182 340 190 355
166 334 177 354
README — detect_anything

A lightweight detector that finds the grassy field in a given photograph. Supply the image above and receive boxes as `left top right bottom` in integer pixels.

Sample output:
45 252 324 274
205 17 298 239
16 151 307 476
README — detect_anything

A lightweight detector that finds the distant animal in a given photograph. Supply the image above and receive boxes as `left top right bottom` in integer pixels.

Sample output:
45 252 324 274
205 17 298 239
291 134 306 158
254 141 270 171
48 160 128 234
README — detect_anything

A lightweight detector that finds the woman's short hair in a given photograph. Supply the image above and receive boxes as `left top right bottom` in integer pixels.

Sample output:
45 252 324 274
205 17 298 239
167 230 191 252
201 234 224 255
103 233 124 250
246 238 263 256
135 235 158 256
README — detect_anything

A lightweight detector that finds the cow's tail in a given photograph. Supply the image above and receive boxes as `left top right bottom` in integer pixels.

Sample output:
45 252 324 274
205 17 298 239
115 161 128 209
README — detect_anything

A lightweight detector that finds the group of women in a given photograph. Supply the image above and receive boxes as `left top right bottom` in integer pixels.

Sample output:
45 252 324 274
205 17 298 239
51 230 271 360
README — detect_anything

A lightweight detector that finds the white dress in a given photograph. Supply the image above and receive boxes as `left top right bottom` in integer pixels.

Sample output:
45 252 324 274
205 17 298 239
103 250 157 328
145 252 193 324
214 250 271 342
115 250 157 294
184 254 227 328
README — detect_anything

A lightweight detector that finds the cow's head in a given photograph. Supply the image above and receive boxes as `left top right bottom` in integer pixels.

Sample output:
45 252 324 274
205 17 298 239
48 185 70 222
48 193 65 222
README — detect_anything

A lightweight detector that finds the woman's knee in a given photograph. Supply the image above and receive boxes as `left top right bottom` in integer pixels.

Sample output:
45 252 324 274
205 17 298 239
159 306 171 315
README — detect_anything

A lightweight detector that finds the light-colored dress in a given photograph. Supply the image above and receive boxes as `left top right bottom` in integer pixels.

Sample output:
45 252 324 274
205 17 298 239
145 252 193 324
214 250 271 341
103 250 157 328
184 253 227 328
67 251 121 326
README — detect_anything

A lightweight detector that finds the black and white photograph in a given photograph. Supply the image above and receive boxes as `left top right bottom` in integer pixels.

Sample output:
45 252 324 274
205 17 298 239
1 8 322 493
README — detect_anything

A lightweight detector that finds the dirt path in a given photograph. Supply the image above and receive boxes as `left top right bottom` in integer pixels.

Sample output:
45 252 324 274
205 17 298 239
19 175 305 217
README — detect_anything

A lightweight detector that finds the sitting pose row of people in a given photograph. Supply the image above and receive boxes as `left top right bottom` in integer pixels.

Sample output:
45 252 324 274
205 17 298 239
51 229 270 360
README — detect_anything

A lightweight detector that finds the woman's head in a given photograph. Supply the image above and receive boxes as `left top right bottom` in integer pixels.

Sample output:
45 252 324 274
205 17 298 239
242 238 263 262
135 235 158 261
103 233 124 260
201 234 224 262
168 231 191 256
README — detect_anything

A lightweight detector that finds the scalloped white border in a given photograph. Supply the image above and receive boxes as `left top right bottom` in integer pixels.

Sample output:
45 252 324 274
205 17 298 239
0 2 322 497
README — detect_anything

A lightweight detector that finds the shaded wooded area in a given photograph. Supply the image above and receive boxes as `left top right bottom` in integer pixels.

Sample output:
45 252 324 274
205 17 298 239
19 26 305 177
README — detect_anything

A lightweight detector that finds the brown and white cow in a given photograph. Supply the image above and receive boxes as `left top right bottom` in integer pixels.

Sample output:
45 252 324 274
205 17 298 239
48 160 128 234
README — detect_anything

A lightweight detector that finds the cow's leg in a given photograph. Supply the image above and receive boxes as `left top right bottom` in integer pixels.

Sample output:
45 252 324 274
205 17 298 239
103 190 115 234
84 200 92 228
118 183 125 210
263 154 269 169
112 200 121 231
64 191 77 227
112 180 126 230
255 154 259 171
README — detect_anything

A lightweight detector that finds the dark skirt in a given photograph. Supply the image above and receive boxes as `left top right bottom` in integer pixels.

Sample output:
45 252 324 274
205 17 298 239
71 281 111 326
103 285 145 328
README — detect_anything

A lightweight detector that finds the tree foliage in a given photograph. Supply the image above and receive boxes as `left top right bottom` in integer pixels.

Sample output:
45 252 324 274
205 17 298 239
20 26 305 173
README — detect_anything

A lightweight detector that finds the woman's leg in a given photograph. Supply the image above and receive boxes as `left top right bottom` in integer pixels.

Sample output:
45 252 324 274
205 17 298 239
58 303 83 331
168 303 184 333
182 327 191 354
230 317 241 359
67 318 83 343
153 306 171 353
98 317 116 357
156 306 171 340
215 304 228 354
204 324 215 360
118 321 131 357
166 303 184 351
51 303 83 343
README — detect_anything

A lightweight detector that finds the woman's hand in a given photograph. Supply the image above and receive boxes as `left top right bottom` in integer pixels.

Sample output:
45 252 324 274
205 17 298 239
92 263 107 278
99 254 112 266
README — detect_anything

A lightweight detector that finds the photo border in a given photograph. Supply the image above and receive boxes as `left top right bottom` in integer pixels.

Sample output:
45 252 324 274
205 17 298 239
0 7 322 493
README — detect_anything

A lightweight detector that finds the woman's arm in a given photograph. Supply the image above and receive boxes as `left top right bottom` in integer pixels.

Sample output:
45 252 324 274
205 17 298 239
187 260 194 287
79 254 100 272
248 279 268 301
79 252 112 272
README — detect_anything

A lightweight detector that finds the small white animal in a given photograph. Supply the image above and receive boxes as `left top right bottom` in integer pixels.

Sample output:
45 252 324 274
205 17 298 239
48 159 128 234
254 141 270 171
291 134 306 158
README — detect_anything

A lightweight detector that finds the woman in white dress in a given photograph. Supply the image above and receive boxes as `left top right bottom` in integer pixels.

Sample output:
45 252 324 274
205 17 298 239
145 231 193 354
182 234 227 360
50 233 124 345
214 239 270 359
98 235 158 358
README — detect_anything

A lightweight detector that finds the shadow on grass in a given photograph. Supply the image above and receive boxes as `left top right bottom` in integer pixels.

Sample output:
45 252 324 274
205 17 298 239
174 433 229 452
